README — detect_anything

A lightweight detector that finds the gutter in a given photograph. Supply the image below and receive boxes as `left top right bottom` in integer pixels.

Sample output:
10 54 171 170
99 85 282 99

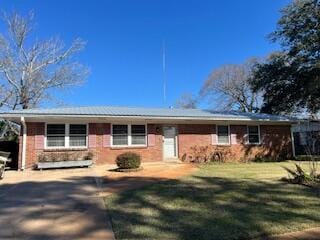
0 113 297 123
20 116 27 170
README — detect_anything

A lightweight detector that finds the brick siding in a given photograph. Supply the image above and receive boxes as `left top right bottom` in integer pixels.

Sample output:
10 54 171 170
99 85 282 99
178 124 292 162
19 122 293 169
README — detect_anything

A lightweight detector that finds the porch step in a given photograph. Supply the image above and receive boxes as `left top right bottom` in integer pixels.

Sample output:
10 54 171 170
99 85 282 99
163 158 182 163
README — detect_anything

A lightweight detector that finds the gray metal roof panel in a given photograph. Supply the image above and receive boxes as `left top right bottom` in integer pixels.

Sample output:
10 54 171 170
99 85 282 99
0 106 295 121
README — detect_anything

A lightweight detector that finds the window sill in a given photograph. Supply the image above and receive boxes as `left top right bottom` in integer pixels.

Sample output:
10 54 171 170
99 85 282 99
245 143 261 146
110 145 148 150
43 148 88 152
215 144 231 146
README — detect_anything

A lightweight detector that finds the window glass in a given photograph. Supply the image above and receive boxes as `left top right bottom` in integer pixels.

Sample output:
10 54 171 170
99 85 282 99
299 132 307 145
69 124 87 147
46 124 65 147
131 125 146 145
248 126 260 144
112 125 128 145
70 124 86 135
47 124 65 135
217 125 229 144
46 136 65 147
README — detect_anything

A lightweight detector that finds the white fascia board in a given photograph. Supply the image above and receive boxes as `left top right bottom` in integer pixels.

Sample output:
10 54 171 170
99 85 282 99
0 113 296 125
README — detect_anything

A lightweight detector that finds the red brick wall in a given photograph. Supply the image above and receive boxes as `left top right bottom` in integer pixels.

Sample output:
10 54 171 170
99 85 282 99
89 123 163 164
20 122 163 169
24 122 45 169
178 124 293 162
178 124 215 156
19 122 292 169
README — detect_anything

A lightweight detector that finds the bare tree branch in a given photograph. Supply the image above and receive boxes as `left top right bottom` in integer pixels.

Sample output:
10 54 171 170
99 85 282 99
0 11 88 110
175 92 198 109
200 58 262 112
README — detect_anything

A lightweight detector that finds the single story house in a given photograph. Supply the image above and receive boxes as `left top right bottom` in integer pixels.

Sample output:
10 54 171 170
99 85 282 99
0 106 296 170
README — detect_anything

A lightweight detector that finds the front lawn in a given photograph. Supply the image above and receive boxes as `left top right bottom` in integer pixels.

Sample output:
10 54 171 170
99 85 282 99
105 162 320 240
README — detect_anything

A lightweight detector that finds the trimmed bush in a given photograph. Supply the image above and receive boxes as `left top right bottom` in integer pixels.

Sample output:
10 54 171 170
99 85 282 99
116 152 141 169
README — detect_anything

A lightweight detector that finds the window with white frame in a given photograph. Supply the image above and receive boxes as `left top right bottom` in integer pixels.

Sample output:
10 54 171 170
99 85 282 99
131 125 147 145
46 124 65 147
112 124 146 146
46 124 87 148
247 125 260 144
112 125 128 146
217 125 230 144
69 124 87 147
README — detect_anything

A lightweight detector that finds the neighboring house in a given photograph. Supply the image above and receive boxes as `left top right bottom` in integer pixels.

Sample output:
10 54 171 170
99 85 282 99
292 121 320 155
0 106 295 170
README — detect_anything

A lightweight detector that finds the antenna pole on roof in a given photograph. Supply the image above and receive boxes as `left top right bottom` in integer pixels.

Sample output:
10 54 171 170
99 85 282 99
162 40 167 105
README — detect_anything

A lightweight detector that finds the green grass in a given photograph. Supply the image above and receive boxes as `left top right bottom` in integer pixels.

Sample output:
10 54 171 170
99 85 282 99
105 162 320 240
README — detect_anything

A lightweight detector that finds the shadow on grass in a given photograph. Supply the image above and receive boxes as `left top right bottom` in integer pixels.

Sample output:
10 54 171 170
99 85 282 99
105 175 320 240
0 176 110 240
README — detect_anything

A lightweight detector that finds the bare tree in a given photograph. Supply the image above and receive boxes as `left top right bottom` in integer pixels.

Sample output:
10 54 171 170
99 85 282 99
200 58 261 112
0 11 88 110
175 92 197 109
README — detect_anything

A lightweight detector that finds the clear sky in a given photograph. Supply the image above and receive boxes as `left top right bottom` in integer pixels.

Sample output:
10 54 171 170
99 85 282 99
0 0 291 109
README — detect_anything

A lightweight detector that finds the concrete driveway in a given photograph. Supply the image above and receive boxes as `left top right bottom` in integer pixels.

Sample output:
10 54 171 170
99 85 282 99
0 168 114 240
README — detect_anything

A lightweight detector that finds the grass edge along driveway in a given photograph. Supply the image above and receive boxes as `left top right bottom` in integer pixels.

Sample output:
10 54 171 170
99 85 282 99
105 162 320 240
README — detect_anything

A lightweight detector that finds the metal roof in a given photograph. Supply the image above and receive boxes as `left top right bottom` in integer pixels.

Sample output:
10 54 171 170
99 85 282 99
0 105 295 122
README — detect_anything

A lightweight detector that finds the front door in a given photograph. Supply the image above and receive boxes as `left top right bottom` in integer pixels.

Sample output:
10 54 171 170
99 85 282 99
163 126 177 159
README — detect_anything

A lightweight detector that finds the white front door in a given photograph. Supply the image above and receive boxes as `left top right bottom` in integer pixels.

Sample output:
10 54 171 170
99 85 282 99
163 126 177 159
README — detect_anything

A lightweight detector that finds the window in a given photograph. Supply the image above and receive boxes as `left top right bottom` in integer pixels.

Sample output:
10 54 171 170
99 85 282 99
46 124 65 147
112 124 146 146
69 124 87 147
217 125 230 144
131 125 146 145
112 125 128 145
299 132 307 145
247 125 260 144
46 123 87 148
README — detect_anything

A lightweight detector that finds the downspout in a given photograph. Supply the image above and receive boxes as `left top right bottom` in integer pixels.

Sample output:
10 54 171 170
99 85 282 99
290 124 296 159
21 116 27 170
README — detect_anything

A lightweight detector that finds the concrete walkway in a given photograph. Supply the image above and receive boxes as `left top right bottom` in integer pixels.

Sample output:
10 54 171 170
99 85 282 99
270 227 320 240
0 162 196 240
0 168 115 240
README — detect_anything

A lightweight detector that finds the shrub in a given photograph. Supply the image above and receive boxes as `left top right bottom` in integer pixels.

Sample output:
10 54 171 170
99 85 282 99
83 152 94 160
210 148 231 163
38 153 49 162
116 152 141 169
181 145 231 163
282 163 320 185
38 152 93 162
61 152 70 161
189 145 211 163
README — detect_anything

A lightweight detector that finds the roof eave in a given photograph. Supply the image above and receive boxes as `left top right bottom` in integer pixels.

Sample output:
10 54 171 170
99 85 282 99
0 113 296 124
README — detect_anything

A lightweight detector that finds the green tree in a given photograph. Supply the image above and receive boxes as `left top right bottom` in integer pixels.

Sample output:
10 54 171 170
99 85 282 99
252 0 320 116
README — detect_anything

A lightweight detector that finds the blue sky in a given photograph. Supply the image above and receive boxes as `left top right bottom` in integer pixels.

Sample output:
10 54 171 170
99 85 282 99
0 0 291 108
